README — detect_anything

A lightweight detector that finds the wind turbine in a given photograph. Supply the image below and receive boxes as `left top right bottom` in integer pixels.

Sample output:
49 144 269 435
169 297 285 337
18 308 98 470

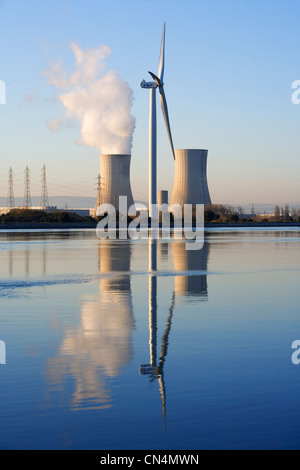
140 23 175 220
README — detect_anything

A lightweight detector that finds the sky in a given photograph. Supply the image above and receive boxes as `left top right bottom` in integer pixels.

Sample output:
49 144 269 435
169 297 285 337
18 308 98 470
0 0 300 207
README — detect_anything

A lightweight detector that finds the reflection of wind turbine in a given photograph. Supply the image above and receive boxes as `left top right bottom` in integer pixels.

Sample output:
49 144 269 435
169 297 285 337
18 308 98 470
154 292 175 427
140 23 175 219
140 237 176 427
140 288 176 428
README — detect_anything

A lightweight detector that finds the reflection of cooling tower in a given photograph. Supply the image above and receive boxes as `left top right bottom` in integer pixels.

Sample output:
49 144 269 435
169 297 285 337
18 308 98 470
99 242 131 293
172 241 209 298
99 154 134 213
170 149 211 207
98 240 134 375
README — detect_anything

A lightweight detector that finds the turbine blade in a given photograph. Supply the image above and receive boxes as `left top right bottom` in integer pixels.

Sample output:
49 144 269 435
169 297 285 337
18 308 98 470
158 23 166 83
148 71 161 87
159 87 175 160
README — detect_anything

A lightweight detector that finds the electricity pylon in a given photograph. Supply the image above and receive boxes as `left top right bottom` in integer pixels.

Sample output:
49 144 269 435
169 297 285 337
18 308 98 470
7 167 15 209
93 174 104 218
41 164 49 209
23 166 31 209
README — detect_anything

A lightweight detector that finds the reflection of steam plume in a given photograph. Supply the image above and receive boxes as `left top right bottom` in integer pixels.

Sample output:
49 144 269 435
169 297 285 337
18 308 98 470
172 242 209 298
45 43 136 154
47 241 134 410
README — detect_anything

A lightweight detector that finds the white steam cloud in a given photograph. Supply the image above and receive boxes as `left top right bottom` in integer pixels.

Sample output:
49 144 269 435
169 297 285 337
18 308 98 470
44 43 136 154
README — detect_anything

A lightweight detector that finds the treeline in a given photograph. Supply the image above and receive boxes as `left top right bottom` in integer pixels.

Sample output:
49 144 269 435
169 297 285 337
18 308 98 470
273 205 300 223
204 204 300 223
1 206 299 226
0 209 96 225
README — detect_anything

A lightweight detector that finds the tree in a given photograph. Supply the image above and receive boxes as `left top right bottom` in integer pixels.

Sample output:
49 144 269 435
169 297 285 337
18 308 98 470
204 210 219 223
291 207 300 221
283 204 290 221
274 205 281 219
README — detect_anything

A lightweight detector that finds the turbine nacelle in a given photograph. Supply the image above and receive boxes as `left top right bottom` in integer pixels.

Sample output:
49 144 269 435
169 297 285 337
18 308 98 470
140 79 158 89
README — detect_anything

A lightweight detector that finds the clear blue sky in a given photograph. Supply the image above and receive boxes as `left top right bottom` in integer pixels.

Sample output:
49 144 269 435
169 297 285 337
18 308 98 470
0 0 300 206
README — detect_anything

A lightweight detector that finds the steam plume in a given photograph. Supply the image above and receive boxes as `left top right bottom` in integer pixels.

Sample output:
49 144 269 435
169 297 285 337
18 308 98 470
44 43 136 154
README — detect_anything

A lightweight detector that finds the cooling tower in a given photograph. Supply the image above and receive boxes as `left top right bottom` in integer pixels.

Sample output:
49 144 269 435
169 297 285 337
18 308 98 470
170 149 211 207
98 154 134 214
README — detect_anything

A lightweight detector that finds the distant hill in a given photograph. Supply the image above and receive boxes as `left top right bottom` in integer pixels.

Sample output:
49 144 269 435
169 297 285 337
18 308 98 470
0 196 97 209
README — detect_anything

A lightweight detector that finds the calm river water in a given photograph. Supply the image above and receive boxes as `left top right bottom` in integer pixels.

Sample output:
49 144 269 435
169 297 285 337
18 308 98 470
0 227 299 450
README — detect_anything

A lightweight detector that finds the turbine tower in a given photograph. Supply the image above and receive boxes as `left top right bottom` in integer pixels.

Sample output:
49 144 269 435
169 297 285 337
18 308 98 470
140 23 175 219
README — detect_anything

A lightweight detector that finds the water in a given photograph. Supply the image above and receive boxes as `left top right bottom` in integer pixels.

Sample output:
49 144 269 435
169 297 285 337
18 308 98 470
0 228 299 450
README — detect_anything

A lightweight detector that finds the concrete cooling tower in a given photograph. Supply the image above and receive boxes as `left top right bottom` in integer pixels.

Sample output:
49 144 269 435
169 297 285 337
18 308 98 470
170 149 211 207
98 154 134 214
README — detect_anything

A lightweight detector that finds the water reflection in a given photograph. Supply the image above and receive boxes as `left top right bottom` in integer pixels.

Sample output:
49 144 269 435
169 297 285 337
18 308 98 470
2 231 97 278
25 248 30 276
6 231 211 414
46 240 134 410
140 237 210 426
9 250 13 276
6 244 48 276
140 237 172 426
172 241 209 299
157 241 169 262
140 284 175 427
1 229 300 449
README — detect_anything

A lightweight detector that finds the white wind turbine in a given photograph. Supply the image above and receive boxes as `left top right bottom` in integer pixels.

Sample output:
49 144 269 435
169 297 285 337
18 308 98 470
140 23 175 219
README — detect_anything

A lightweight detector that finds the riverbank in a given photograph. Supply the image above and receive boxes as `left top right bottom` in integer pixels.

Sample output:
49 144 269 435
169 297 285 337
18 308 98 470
205 222 300 228
0 222 299 230
0 223 97 230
